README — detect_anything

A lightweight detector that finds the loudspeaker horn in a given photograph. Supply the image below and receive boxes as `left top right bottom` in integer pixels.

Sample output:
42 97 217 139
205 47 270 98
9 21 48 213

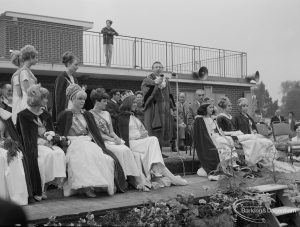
192 66 208 80
246 71 260 83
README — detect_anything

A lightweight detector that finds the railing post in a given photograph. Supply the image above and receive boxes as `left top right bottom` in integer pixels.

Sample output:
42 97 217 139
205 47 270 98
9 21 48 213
165 42 168 71
133 38 136 68
193 46 196 72
99 33 102 67
241 53 243 78
218 49 221 77
223 50 226 77
140 38 143 69
171 43 174 72
245 53 247 77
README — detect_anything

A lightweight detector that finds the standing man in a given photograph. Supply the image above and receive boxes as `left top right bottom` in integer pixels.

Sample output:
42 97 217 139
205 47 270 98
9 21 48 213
187 89 205 130
288 111 296 134
101 20 119 67
176 92 188 151
142 61 173 150
106 89 121 135
271 109 285 124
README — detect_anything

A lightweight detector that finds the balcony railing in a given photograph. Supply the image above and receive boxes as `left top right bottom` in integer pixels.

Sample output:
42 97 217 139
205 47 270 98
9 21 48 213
1 18 247 78
83 31 247 78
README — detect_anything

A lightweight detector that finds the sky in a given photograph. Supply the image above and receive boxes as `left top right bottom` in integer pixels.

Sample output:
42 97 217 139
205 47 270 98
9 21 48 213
2 0 300 103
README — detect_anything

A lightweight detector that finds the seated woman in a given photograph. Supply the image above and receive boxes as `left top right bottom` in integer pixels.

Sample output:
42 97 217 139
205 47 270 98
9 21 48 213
89 89 147 190
218 97 300 173
0 107 28 205
17 85 66 201
194 99 238 179
118 91 187 188
57 84 126 198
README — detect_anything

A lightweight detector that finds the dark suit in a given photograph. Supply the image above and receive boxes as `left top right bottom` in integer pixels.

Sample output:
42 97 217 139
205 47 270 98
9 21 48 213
289 119 296 132
271 115 285 124
0 198 27 226
186 101 200 129
106 99 120 135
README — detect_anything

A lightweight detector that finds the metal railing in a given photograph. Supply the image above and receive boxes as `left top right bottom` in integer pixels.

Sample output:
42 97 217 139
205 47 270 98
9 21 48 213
1 18 247 78
83 31 247 77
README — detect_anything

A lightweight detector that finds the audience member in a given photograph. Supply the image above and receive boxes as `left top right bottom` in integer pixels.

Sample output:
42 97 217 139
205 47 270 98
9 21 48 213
141 61 173 149
106 89 121 135
176 92 187 150
271 109 285 124
187 89 205 130
89 89 145 190
16 85 66 202
56 84 126 197
0 84 13 112
118 91 187 187
101 20 118 67
10 50 23 124
288 111 296 133
134 91 144 123
19 45 38 114
53 51 79 121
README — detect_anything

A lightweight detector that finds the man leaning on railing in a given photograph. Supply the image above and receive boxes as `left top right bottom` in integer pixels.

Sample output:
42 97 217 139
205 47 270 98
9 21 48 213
101 19 119 67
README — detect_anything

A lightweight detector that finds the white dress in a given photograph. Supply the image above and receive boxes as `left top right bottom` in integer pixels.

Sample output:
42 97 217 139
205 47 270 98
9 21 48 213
64 113 115 196
19 67 37 112
0 146 28 205
128 115 165 179
90 110 140 178
11 69 22 124
36 118 66 191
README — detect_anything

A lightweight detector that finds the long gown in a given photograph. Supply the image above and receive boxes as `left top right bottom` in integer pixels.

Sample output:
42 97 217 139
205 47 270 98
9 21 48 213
89 110 140 178
63 111 115 196
128 115 165 179
11 69 22 124
19 67 37 112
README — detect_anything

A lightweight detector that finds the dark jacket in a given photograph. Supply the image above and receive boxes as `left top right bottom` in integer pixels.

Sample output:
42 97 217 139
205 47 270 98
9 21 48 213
101 27 118 44
0 198 27 226
56 110 126 193
193 116 220 174
118 111 131 147
187 101 200 129
0 101 12 113
53 71 78 122
233 113 257 134
16 109 54 197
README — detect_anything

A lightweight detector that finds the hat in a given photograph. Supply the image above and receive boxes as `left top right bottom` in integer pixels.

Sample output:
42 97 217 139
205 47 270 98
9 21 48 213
66 84 82 101
121 90 134 101
237 98 248 107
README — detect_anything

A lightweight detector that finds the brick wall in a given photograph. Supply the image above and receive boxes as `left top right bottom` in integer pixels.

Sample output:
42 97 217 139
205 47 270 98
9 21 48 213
0 16 83 63
0 72 250 116
0 19 6 58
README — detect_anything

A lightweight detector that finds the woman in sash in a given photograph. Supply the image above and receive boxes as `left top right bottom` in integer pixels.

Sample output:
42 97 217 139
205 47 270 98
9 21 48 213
57 84 126 198
118 91 187 188
89 89 147 191
17 85 66 202
53 52 79 121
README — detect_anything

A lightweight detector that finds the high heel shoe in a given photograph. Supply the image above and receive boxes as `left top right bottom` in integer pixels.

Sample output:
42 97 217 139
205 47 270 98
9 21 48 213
34 195 42 202
136 183 151 192
84 188 96 198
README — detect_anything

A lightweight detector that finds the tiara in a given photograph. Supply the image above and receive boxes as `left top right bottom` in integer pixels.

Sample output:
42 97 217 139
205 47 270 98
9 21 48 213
121 90 134 101
202 97 214 105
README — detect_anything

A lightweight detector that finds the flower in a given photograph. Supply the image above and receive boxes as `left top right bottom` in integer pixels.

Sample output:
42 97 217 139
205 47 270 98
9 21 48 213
198 199 207 204
46 135 53 141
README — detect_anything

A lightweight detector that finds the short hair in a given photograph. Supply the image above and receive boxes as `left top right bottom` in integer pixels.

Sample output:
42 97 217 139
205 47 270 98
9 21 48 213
62 51 78 67
195 89 204 94
10 50 22 67
90 88 109 104
289 112 294 116
135 91 143 96
106 19 112 24
237 98 248 107
120 95 136 112
152 61 163 69
109 89 120 96
197 103 211 116
27 85 49 107
20 45 38 62
218 96 230 109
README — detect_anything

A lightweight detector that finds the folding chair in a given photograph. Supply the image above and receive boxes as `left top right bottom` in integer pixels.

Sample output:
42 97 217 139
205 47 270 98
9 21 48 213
271 122 300 161
256 123 271 138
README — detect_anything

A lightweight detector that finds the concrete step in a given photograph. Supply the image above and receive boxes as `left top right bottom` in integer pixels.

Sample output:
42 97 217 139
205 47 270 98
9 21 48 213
248 184 288 193
271 206 300 217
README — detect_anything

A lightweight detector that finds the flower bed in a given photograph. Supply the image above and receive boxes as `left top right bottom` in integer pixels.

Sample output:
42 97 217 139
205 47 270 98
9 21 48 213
40 189 275 227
